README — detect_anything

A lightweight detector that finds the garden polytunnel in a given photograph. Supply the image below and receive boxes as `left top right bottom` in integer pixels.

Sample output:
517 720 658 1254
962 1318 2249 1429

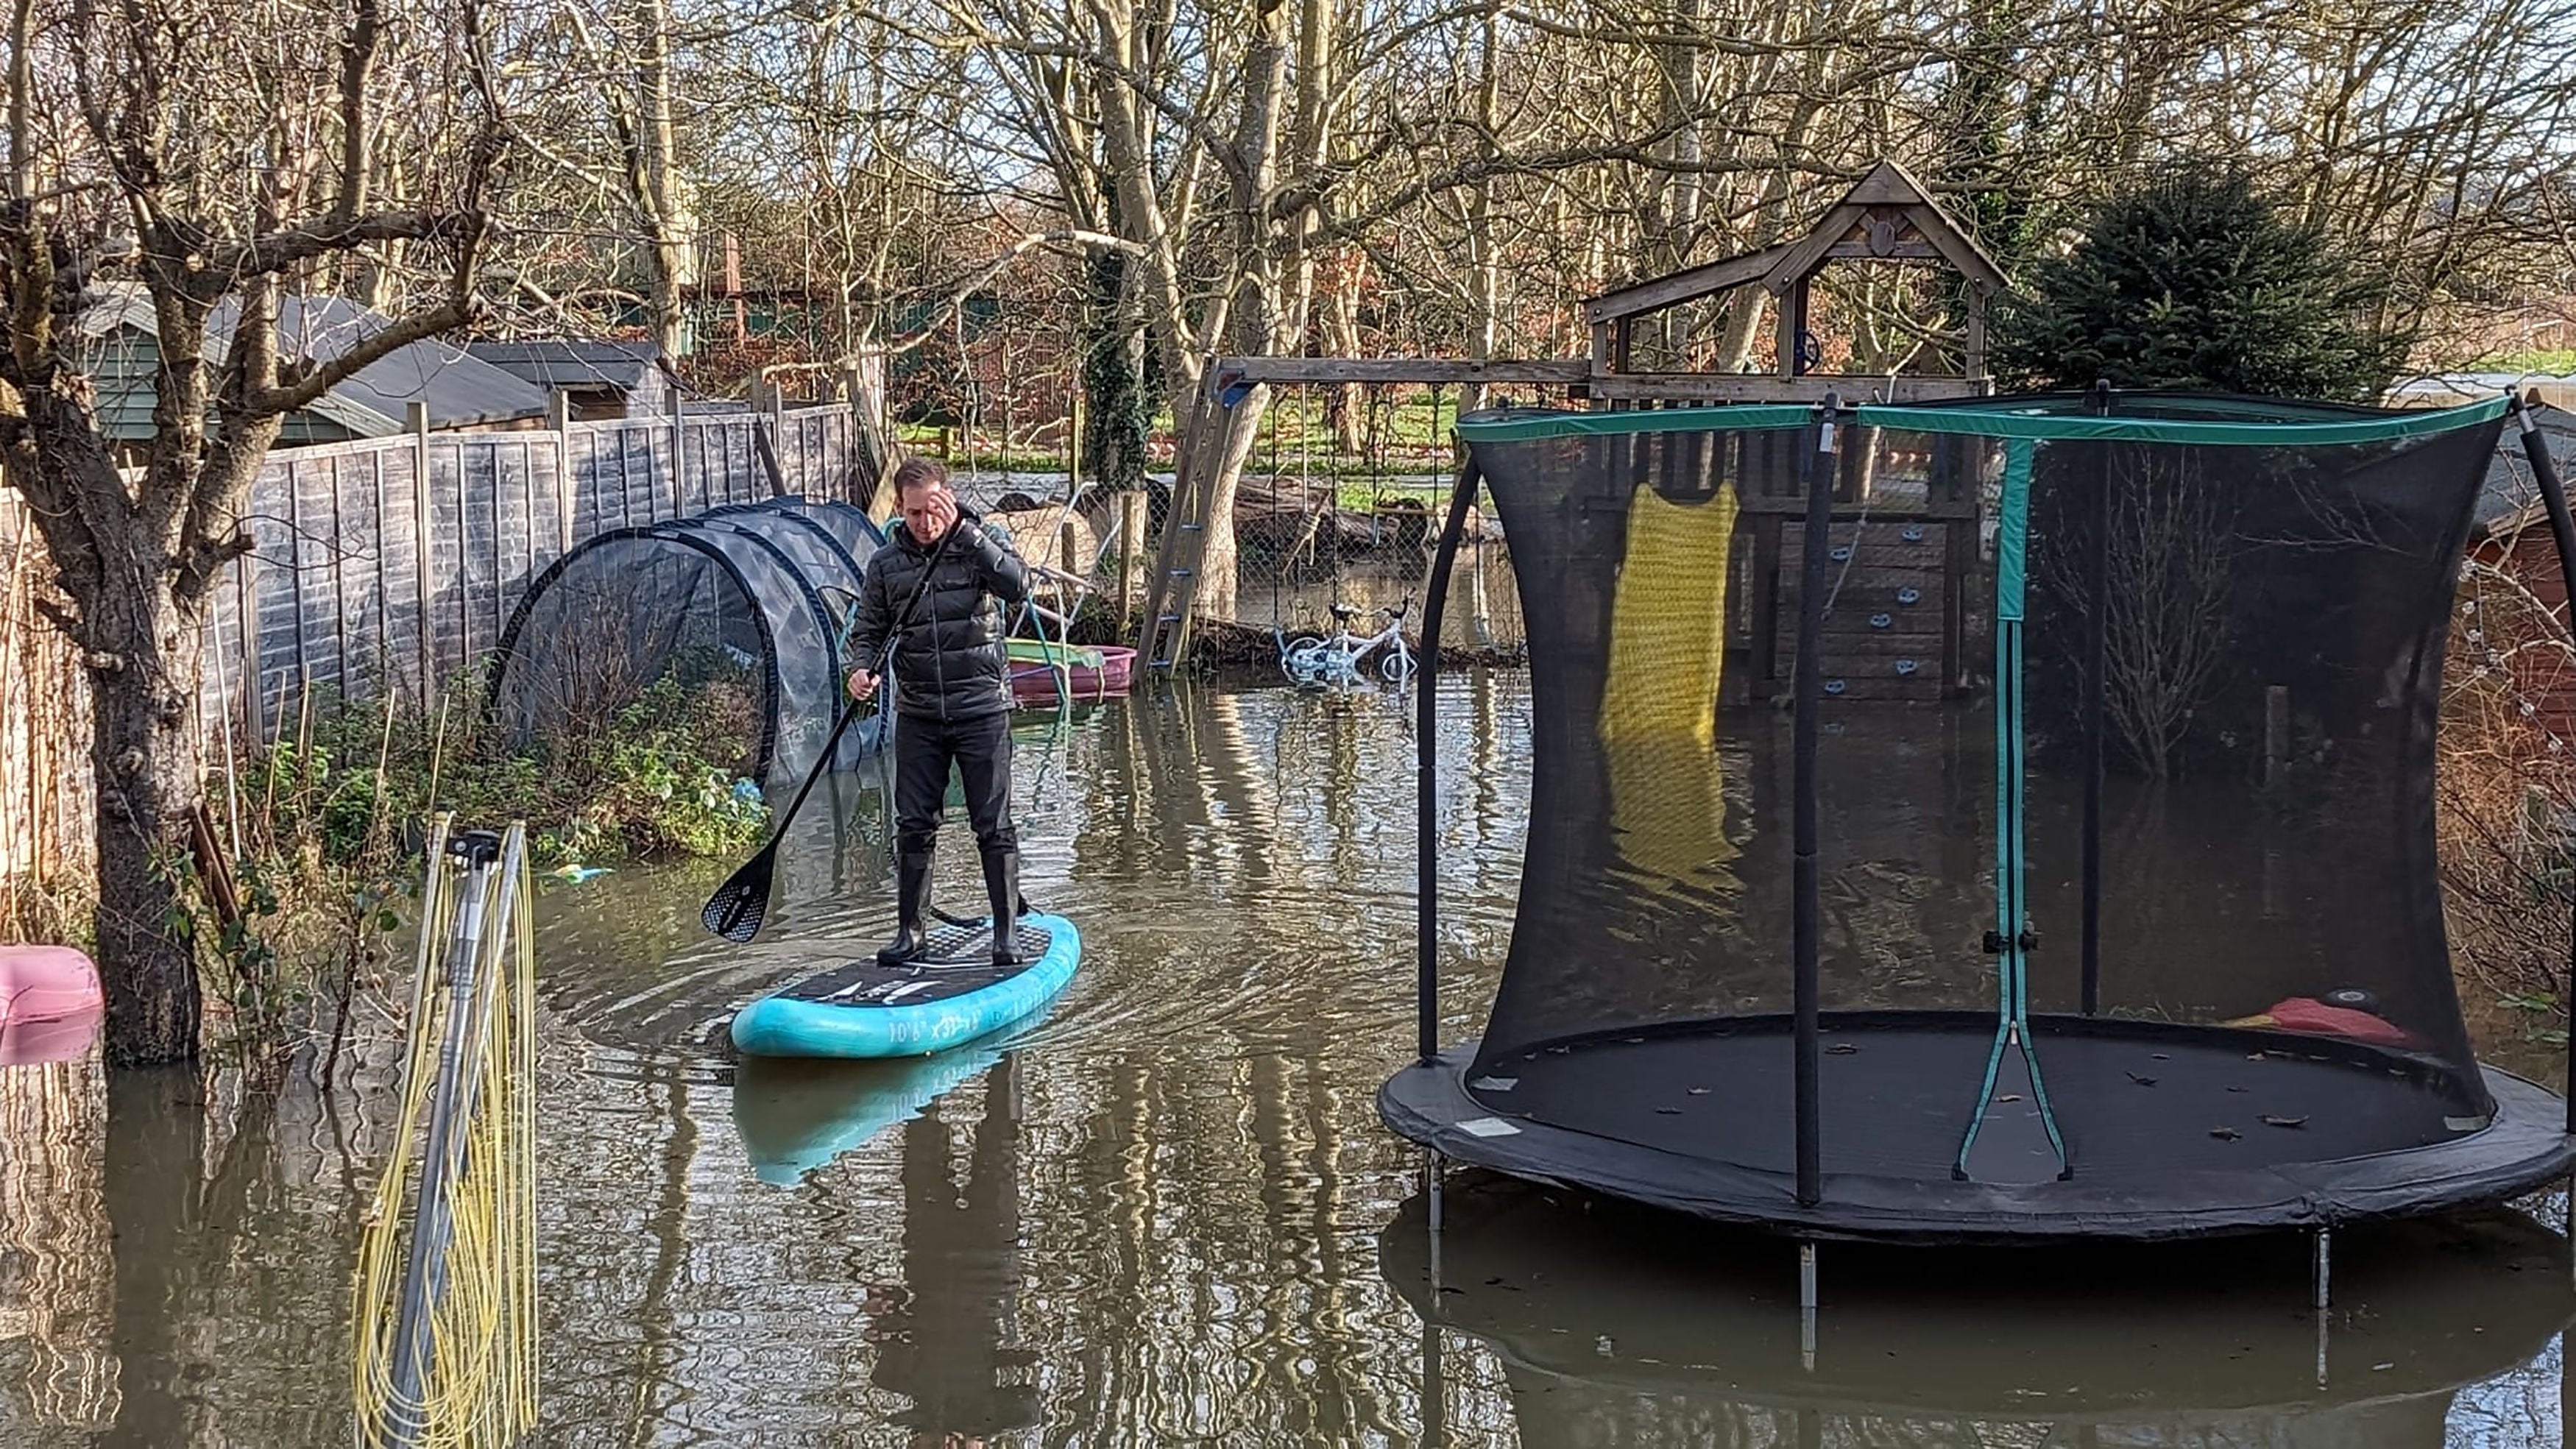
486 498 885 782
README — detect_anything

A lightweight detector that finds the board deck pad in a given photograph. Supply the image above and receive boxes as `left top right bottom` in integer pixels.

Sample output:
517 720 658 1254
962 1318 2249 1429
775 920 1056 1008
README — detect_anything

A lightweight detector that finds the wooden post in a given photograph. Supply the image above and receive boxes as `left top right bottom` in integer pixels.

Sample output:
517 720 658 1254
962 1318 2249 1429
408 400 436 708
768 379 789 498
1069 391 1084 499
1468 530 1493 649
284 456 308 695
372 450 392 699
1750 514 1783 688
236 536 263 743
549 389 575 556
327 456 349 697
2265 684 2290 787
668 390 687 519
1117 489 1144 638
1964 284 1990 380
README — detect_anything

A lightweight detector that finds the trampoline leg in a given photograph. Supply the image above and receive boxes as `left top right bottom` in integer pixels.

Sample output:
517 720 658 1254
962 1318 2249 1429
2313 1225 2332 1311
1799 1241 1819 1372
2313 1226 2333 1388
1421 1314 1446 1448
1424 1149 1443 1294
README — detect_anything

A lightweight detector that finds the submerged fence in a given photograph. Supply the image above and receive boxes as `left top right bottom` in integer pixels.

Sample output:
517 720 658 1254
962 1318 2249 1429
1 401 882 890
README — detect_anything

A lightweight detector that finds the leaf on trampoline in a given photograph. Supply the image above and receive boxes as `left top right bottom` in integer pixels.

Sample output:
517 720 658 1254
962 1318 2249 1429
2126 1071 2158 1086
2210 1126 2243 1141
2152 1052 2172 1061
2261 1115 2310 1129
1686 1086 1710 1095
1655 1108 1682 1116
1997 1094 2023 1103
1825 1043 1859 1055
2226 1085 2250 1094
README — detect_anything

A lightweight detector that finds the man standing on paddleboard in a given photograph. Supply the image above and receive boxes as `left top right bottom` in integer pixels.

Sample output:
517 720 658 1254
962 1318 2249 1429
846 456 1033 966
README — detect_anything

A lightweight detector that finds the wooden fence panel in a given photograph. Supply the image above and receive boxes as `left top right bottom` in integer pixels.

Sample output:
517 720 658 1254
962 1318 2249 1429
2 400 874 892
0 495 95 893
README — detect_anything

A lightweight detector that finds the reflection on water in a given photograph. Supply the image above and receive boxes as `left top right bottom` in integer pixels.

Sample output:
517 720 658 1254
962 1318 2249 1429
0 673 2568 1446
1383 1173 2576 1446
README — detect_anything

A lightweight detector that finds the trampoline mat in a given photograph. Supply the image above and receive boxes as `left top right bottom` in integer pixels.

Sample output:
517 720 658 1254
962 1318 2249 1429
773 920 1055 1007
1472 1015 2476 1188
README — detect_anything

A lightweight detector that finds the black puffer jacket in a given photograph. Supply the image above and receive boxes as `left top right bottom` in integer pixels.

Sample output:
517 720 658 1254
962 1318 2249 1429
848 509 1032 721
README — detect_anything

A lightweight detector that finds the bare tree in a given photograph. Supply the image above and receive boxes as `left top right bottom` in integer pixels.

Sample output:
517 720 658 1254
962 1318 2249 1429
2036 450 2237 778
0 0 498 1063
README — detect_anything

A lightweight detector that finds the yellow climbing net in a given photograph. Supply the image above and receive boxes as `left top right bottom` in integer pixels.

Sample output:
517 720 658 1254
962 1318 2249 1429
351 815 540 1448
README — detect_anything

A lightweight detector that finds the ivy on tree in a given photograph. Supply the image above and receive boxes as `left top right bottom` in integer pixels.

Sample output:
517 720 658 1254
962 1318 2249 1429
1992 169 2411 403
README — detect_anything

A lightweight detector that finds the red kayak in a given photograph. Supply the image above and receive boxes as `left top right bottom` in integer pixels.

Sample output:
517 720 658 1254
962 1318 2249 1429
1008 641 1136 703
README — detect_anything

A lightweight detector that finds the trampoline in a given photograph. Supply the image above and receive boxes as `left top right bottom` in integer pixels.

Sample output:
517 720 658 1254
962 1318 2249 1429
1384 387 2576 1244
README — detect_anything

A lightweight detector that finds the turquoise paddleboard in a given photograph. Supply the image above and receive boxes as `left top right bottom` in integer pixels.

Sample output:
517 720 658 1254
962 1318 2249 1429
729 913 1080 1060
732 1037 1022 1183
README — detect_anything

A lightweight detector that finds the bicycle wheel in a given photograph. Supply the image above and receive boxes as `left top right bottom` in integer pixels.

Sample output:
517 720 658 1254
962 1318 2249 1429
1379 647 1416 683
1282 639 1329 684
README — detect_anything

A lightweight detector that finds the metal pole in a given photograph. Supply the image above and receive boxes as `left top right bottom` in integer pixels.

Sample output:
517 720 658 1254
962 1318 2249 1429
2313 1226 2332 1389
2508 391 2576 1130
1423 1146 1447 1446
2313 1225 2332 1310
1793 397 1838 1208
1798 1241 1819 1372
1416 458 1482 1066
382 828 503 1448
2081 380 2111 1016
1421 1316 1446 1448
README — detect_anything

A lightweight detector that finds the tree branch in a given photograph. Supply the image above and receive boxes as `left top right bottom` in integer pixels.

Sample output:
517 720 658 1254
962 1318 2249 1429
248 297 466 422
206 208 477 280
330 0 384 224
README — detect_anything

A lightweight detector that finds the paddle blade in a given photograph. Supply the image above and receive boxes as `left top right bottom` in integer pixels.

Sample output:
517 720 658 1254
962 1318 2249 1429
701 849 777 943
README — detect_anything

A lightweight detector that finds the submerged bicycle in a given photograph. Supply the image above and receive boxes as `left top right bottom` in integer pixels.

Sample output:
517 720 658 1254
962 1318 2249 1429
1279 598 1417 688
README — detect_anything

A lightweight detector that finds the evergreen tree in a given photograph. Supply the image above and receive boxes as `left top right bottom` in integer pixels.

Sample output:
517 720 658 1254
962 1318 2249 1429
1992 169 2410 403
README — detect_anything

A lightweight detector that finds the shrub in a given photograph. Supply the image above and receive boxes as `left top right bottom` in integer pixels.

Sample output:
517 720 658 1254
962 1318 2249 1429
186 673 771 1063
1992 169 2411 403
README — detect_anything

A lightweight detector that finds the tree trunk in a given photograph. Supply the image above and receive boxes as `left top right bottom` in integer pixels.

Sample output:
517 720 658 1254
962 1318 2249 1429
632 0 693 362
1170 382 1267 624
12 388 217 1066
103 1064 205 1447
87 580 208 1066
1080 246 1148 494
1460 7 1503 415
1322 258 1365 456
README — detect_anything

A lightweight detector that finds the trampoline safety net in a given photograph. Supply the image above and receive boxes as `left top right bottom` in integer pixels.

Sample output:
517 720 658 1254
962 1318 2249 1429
486 498 882 784
1444 392 2548 1206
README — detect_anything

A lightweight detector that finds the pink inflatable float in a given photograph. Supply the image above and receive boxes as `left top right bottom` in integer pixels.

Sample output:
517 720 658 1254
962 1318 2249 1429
0 944 105 1066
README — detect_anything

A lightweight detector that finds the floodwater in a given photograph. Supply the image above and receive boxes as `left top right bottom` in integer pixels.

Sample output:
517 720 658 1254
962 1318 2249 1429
2 674 2572 1447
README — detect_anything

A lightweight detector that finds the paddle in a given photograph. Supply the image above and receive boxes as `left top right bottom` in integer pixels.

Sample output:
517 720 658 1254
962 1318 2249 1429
701 516 962 943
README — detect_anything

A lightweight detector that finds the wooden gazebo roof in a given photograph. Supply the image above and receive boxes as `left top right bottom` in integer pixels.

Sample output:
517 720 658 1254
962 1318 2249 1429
1584 159 2008 400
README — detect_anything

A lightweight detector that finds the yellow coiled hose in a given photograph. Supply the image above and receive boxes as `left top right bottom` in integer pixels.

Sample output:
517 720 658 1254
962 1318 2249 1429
352 815 539 1448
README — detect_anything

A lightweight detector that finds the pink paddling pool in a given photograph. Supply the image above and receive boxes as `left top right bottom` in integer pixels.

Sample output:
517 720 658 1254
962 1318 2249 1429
0 945 104 1066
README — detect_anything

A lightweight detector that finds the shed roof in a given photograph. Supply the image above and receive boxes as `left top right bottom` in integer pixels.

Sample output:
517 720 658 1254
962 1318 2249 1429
465 339 665 393
80 283 552 436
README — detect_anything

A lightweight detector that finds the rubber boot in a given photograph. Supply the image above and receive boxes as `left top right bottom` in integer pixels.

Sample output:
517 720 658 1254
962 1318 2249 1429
983 847 1023 966
877 850 932 966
